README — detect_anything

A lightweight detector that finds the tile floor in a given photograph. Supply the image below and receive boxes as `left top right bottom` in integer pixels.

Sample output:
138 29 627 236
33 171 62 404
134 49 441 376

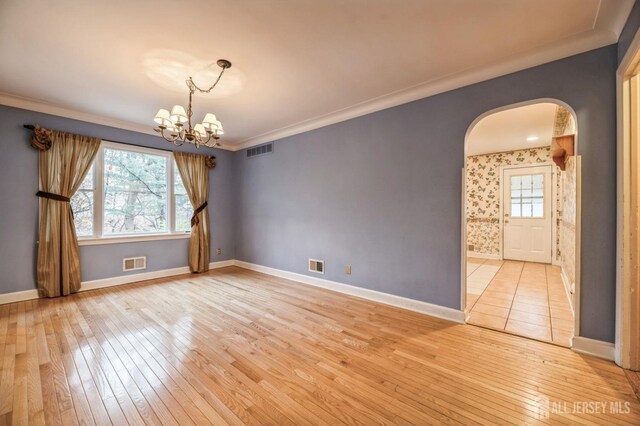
465 258 574 347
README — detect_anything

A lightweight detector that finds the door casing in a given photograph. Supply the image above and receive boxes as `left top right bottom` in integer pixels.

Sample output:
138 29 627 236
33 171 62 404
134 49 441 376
501 164 554 264
616 33 640 369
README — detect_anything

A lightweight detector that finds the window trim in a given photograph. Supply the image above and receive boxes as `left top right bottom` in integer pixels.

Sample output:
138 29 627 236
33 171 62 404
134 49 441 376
78 233 190 246
75 140 191 245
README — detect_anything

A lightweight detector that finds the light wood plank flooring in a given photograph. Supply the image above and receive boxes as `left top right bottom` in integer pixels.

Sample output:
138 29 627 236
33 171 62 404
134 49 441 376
0 266 638 425
466 259 574 347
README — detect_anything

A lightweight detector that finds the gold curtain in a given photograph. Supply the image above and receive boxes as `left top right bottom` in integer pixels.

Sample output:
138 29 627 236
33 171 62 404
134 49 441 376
37 130 100 297
174 152 210 273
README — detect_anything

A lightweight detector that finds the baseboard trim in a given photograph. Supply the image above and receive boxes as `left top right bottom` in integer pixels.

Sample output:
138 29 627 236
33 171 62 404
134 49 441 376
80 266 191 291
572 336 615 361
233 260 465 324
0 260 235 305
0 289 39 305
80 260 234 291
466 251 501 260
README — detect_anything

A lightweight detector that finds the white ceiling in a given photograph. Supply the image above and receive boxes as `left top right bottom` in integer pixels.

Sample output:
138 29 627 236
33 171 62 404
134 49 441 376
0 0 633 150
467 102 559 156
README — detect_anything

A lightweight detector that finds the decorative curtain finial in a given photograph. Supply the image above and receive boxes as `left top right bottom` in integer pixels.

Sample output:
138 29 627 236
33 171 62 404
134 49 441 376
31 124 53 151
205 156 217 169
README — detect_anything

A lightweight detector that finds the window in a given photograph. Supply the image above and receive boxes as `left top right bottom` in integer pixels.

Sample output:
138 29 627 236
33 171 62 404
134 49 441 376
103 147 168 235
174 167 192 232
70 141 191 242
510 174 544 218
72 164 95 237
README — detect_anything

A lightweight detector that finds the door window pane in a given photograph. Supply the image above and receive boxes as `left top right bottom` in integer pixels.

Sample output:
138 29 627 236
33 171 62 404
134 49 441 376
532 200 543 217
532 174 543 188
511 203 521 217
510 173 544 218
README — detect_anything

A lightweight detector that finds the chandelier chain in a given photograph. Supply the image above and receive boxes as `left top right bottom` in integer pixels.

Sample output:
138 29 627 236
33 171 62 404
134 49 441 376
187 65 228 94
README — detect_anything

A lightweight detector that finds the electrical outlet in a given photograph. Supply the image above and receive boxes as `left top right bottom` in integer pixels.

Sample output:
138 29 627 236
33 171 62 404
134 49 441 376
216 248 222 256
345 265 351 275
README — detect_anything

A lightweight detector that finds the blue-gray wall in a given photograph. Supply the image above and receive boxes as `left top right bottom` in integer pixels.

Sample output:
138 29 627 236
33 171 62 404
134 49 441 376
234 45 618 343
0 105 235 292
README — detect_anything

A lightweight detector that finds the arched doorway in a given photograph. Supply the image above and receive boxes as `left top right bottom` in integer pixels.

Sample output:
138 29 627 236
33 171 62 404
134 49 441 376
462 99 580 347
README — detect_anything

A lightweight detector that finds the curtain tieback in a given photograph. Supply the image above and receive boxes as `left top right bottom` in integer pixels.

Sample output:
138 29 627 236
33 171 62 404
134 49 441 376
191 201 208 227
36 191 70 202
36 191 74 219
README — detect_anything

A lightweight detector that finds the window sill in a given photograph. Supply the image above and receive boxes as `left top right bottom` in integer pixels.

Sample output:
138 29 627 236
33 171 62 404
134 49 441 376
78 233 191 246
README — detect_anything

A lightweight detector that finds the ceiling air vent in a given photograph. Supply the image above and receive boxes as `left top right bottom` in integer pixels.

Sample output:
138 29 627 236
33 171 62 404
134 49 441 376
246 143 273 158
309 258 324 274
123 256 146 272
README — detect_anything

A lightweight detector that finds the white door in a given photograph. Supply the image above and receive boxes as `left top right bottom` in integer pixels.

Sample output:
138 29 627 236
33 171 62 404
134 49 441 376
503 165 553 263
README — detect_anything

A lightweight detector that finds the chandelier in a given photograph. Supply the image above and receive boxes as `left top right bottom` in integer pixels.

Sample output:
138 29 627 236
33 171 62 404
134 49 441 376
153 59 231 148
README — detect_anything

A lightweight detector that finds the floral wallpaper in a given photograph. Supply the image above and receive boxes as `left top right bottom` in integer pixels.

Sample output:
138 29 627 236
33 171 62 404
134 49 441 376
553 105 575 137
560 156 577 307
554 104 577 304
466 147 561 256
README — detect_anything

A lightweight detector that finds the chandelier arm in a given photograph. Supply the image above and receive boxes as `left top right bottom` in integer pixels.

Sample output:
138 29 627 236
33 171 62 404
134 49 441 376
170 128 184 146
204 134 219 147
159 128 177 143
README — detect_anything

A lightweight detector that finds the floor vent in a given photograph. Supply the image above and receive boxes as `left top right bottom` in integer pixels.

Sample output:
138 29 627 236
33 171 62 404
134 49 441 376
309 258 324 274
247 143 273 158
123 256 146 272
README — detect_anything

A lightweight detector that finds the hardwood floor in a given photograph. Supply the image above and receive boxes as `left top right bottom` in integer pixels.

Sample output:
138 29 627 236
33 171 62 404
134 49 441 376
1 266 639 425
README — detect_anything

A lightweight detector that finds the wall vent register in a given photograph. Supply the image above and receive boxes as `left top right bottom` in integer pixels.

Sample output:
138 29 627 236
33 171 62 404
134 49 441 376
247 143 273 158
308 258 324 274
123 256 146 272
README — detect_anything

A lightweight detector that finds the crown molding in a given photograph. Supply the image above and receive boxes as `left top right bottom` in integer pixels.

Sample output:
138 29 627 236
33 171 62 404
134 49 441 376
0 92 238 151
0 27 622 153
230 30 617 151
594 0 636 39
0 92 159 136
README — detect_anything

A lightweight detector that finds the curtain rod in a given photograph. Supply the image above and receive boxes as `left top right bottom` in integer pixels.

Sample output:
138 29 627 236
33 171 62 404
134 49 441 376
23 124 216 157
